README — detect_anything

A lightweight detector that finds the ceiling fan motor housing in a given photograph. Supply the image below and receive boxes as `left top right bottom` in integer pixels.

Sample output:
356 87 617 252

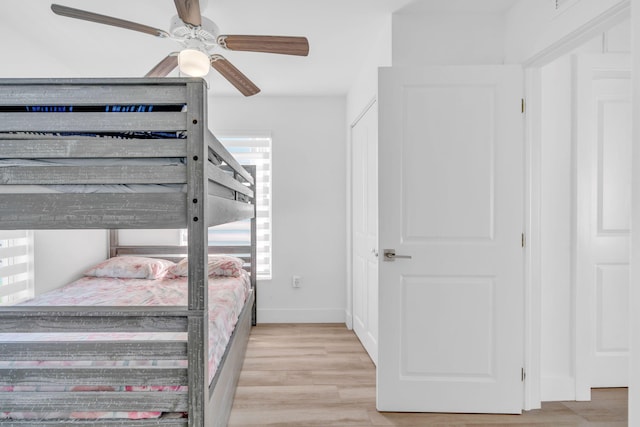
169 15 219 50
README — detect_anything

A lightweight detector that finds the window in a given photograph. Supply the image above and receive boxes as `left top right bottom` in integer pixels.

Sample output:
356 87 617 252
0 230 34 305
216 134 272 279
182 133 272 280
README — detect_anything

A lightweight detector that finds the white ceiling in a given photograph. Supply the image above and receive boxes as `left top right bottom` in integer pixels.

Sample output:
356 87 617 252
0 0 515 97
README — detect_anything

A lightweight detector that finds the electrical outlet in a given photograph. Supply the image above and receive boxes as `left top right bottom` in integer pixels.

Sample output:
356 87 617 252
292 275 302 288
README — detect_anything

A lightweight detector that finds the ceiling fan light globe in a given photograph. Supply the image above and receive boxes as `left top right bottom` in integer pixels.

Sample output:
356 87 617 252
178 49 210 77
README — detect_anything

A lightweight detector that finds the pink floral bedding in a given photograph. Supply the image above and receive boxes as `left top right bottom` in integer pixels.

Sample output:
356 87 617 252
0 272 250 420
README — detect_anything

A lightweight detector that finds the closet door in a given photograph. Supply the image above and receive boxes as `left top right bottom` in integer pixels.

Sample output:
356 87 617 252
377 65 524 413
575 54 631 394
351 101 379 364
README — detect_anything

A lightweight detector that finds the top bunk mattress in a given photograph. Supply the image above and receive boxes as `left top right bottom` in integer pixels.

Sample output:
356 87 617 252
0 158 187 194
0 101 191 193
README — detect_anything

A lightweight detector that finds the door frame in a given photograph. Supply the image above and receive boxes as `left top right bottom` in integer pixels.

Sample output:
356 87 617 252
522 2 631 409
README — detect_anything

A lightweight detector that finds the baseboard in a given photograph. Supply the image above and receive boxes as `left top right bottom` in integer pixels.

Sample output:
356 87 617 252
257 308 346 324
540 376 576 402
345 309 353 330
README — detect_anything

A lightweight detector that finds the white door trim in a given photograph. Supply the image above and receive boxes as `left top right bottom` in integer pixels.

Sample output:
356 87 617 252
523 0 630 68
522 3 631 410
523 66 543 411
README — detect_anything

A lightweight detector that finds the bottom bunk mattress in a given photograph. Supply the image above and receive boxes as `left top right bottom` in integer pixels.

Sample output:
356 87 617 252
0 265 251 421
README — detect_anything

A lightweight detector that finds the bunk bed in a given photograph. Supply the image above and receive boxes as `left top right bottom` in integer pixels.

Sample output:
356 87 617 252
0 78 257 427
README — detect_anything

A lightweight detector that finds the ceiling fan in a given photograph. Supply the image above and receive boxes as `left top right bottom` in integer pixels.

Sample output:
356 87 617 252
50 0 310 96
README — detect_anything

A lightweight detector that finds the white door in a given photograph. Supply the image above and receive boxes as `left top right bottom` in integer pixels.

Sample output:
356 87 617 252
352 101 379 364
575 54 631 393
377 66 524 413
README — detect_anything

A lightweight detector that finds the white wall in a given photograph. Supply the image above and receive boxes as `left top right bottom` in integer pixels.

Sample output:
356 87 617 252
346 18 392 123
209 95 347 323
392 11 505 66
33 230 107 294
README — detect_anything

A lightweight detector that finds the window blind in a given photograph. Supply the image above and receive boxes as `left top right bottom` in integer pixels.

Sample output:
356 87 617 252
181 134 272 279
214 135 272 279
0 230 33 305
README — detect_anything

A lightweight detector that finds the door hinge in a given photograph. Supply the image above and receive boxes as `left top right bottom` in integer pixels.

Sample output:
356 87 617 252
521 368 526 382
521 233 526 248
521 98 526 114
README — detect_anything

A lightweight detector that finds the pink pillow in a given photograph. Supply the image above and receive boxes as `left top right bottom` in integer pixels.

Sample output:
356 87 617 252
168 255 244 278
83 256 175 279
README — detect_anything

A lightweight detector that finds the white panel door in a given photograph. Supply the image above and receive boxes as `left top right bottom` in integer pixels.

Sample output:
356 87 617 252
352 101 379 364
575 54 631 393
377 66 524 413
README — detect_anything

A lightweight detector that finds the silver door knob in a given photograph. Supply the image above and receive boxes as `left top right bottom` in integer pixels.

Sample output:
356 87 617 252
383 249 412 262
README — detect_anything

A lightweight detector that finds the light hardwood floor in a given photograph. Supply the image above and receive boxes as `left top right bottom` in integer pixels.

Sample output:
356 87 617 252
228 324 628 426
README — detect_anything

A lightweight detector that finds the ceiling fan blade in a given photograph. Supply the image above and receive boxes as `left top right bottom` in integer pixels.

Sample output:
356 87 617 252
210 55 260 97
173 0 202 27
218 35 309 56
145 54 179 77
51 4 169 38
